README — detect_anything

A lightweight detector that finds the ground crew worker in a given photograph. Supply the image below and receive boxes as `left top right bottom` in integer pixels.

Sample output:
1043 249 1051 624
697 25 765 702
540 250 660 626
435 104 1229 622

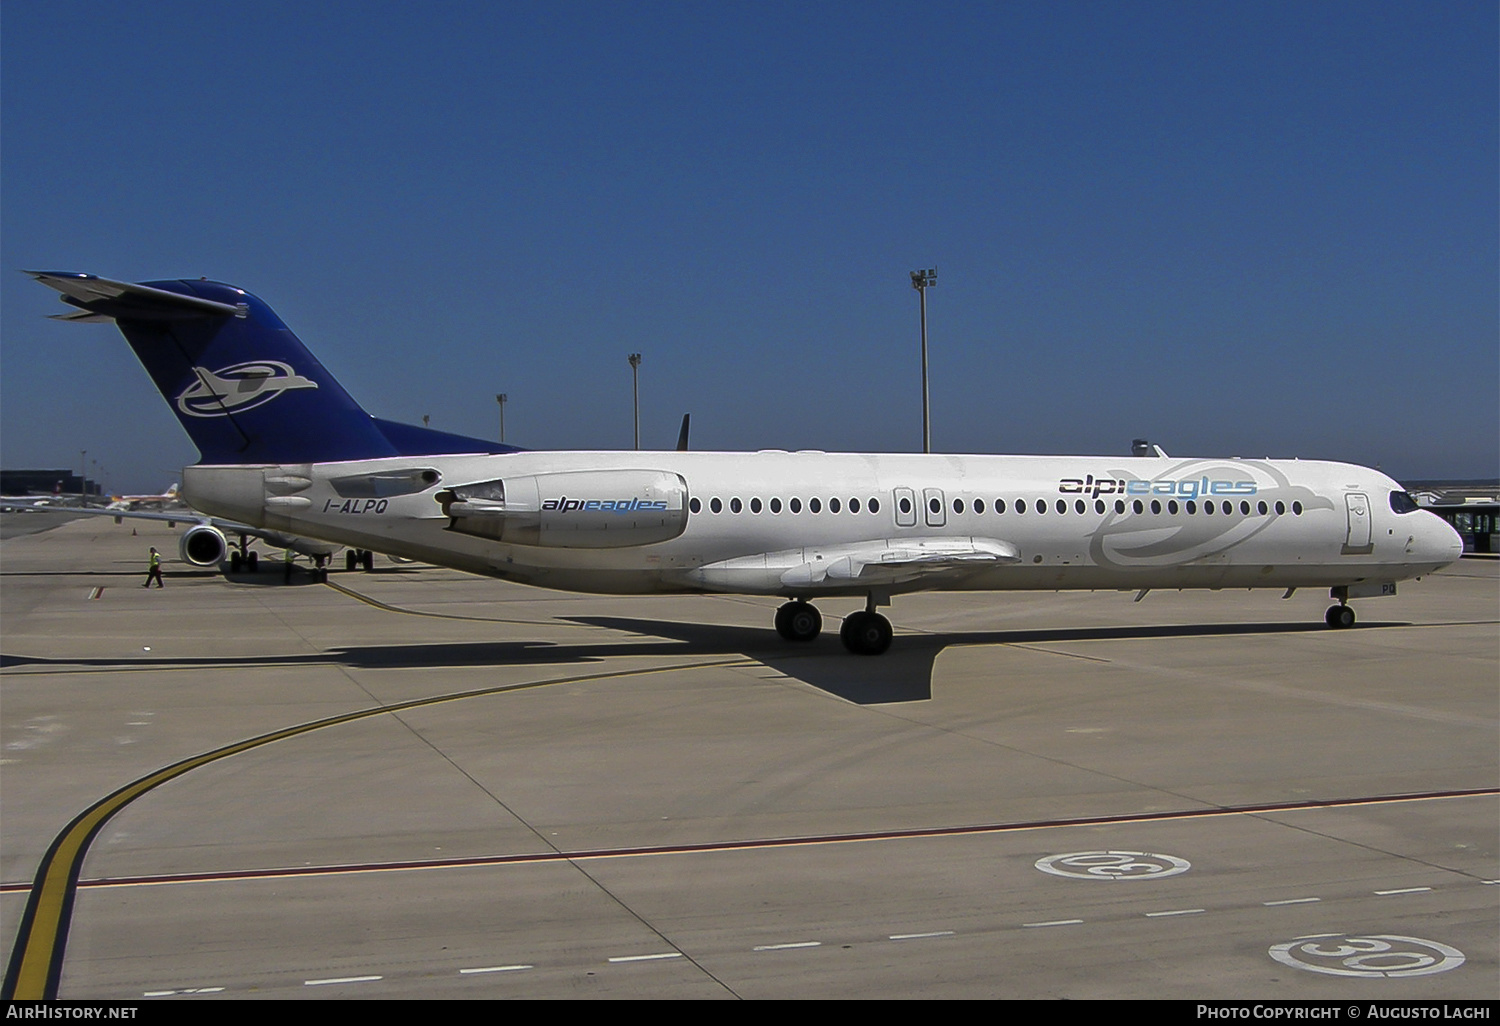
284 548 295 583
143 547 164 588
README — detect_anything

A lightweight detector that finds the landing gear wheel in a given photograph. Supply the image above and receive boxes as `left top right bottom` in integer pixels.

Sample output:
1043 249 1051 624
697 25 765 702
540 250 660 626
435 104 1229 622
1325 604 1355 629
774 601 822 642
246 550 258 572
361 550 374 571
840 610 893 655
229 551 242 572
346 550 358 572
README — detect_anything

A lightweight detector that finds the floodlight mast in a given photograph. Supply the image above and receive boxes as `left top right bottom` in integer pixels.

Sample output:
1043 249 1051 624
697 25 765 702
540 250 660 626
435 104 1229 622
627 353 642 450
495 393 507 443
910 268 937 453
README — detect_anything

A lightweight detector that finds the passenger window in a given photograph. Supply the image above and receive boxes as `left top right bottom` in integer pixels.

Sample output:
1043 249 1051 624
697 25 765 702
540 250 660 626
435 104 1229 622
830 497 841 513
996 498 1007 514
869 497 880 514
730 497 742 513
710 497 722 514
1168 500 1179 515
1150 500 1161 515
1016 499 1027 514
690 497 701 514
790 497 802 513
810 497 821 514
1055 499 1066 514
954 497 965 514
899 496 912 515
1275 500 1285 515
1133 499 1144 514
1292 501 1303 515
750 497 762 514
770 497 782 514
974 498 985 514
1095 499 1106 514
850 497 861 513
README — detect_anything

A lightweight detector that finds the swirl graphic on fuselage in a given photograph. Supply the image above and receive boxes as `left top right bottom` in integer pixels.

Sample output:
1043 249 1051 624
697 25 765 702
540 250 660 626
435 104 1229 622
1079 459 1335 570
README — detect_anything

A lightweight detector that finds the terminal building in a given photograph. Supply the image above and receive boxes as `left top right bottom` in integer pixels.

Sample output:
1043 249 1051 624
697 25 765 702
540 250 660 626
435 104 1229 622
0 469 98 499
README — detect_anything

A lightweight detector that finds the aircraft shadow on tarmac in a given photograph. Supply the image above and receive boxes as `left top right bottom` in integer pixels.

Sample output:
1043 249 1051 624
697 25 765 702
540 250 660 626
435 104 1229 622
1 618 1404 706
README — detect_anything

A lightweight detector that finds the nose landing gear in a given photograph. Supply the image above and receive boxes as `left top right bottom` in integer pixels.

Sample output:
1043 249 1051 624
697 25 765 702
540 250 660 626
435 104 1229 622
1325 603 1356 628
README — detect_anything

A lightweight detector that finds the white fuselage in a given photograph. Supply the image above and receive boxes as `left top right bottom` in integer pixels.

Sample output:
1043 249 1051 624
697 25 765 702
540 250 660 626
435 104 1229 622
182 450 1463 599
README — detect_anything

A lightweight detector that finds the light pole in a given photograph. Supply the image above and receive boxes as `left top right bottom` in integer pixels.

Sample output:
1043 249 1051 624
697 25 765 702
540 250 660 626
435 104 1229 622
79 450 87 506
495 394 508 444
910 268 937 453
628 353 642 450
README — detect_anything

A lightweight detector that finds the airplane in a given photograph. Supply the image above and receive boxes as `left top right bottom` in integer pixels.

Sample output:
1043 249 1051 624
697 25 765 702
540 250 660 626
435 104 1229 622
106 482 182 511
27 271 1463 655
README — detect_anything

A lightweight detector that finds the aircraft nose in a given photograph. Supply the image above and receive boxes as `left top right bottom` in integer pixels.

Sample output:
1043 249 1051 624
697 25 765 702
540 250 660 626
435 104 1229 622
1424 514 1464 567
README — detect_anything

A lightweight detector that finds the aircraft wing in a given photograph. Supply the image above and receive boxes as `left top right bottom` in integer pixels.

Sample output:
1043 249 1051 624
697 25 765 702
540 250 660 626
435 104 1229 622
0 501 339 557
685 537 1021 593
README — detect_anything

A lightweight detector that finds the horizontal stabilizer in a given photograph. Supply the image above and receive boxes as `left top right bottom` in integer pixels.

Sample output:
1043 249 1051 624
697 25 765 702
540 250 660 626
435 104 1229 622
29 272 247 322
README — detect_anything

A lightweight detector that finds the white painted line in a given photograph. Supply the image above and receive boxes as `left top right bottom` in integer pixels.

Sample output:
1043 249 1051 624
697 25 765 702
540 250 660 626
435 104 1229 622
1375 887 1432 895
607 952 683 963
305 975 383 986
143 991 176 997
459 965 534 974
890 931 955 940
1023 919 1083 928
1145 908 1205 917
1484 880 1500 885
753 941 821 951
1264 897 1321 906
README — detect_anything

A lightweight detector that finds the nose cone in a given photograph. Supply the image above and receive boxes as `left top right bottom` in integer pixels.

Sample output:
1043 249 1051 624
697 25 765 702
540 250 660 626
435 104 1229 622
1421 512 1464 569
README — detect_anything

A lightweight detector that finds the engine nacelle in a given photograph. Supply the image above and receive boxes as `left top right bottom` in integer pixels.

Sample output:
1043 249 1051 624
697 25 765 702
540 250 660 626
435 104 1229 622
440 470 688 549
179 524 228 566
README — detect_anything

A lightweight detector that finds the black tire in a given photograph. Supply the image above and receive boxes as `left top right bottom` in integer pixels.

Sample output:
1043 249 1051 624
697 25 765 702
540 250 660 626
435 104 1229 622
346 550 358 572
840 611 893 655
247 550 258 572
775 601 821 642
229 551 242 572
362 550 374 571
1325 604 1355 629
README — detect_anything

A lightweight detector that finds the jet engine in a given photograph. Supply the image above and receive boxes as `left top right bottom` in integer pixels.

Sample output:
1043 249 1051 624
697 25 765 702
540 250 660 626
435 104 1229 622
439 470 688 548
178 523 229 566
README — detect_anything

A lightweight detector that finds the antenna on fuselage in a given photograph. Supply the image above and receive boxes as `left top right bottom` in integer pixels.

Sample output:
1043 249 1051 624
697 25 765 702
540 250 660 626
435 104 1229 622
676 413 691 452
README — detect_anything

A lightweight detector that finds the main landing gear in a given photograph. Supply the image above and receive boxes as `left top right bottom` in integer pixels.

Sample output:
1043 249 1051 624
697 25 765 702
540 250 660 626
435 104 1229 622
228 535 258 573
774 600 822 642
344 548 375 572
773 598 894 656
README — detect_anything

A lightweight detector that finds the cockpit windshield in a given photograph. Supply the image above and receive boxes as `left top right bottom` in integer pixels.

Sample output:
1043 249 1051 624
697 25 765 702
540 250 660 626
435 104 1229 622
1389 490 1421 514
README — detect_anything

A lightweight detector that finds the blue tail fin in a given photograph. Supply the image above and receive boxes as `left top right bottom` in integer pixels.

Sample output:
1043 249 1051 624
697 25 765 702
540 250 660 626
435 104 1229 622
31 273 513 465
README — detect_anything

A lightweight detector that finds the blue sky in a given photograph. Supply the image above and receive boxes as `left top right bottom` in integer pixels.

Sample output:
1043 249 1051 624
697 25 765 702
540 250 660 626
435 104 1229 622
3 1 1495 493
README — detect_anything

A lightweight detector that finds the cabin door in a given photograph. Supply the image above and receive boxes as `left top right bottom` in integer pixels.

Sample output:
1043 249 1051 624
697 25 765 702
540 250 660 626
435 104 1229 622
1342 491 1373 554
